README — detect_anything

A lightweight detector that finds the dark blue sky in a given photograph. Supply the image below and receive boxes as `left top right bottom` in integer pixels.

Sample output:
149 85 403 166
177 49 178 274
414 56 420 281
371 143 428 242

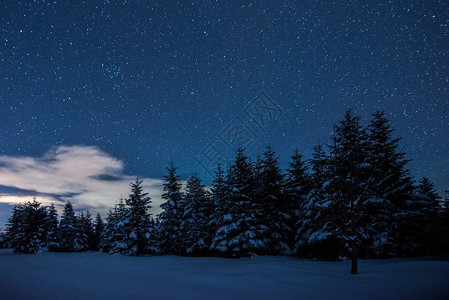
0 0 448 222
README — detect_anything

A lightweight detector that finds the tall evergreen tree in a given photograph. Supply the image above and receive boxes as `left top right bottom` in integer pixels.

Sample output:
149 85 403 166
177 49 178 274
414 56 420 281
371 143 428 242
79 210 95 251
211 148 269 257
107 198 129 254
94 213 104 251
310 144 329 183
59 201 86 251
295 143 334 258
210 163 228 235
442 192 449 255
0 230 7 249
44 203 59 251
258 146 287 254
124 178 156 256
417 177 440 202
367 111 413 200
100 206 119 253
100 208 116 253
181 172 212 255
6 199 48 253
159 162 184 254
329 109 373 273
367 111 418 257
295 110 373 270
284 149 311 253
6 205 22 250
359 111 409 256
59 201 76 251
413 177 441 255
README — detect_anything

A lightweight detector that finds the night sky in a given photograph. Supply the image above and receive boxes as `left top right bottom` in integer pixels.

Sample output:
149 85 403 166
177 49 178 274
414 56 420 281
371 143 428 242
0 0 448 227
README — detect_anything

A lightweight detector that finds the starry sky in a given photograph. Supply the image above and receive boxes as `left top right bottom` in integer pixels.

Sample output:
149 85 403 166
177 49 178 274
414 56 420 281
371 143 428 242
0 0 448 227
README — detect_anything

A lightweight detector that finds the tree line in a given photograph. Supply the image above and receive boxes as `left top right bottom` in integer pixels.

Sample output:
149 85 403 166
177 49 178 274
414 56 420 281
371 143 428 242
2 110 448 265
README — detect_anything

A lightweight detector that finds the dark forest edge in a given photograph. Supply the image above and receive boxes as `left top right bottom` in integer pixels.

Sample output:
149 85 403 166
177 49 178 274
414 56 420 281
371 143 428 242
2 109 448 273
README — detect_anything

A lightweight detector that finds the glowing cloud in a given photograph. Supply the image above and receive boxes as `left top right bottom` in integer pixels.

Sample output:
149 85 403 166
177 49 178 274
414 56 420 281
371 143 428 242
0 146 164 217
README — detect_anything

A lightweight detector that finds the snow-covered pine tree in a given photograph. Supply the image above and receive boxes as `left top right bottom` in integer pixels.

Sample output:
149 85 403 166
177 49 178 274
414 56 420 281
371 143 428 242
295 143 335 258
44 203 59 251
0 230 6 248
366 111 414 257
211 148 269 257
419 178 442 254
109 198 129 254
159 162 184 254
6 199 48 253
367 111 413 200
209 163 228 240
152 214 162 251
417 177 440 202
123 178 156 256
442 192 449 255
79 210 95 250
282 149 311 254
295 110 373 267
147 216 159 254
328 109 373 273
181 172 212 255
258 146 288 255
94 213 104 251
6 205 21 250
403 177 441 255
74 212 89 252
252 155 264 206
59 201 87 252
100 207 116 253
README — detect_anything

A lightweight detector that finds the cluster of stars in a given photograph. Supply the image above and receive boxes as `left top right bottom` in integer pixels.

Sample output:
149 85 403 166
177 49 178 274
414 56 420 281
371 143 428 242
0 0 447 191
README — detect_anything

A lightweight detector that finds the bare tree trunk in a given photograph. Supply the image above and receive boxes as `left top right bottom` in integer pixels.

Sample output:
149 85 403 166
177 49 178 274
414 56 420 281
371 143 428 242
351 239 358 274
350 196 358 275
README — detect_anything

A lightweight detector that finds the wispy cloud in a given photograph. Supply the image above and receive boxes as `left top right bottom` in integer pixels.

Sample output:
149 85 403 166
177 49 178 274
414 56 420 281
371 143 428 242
0 146 164 218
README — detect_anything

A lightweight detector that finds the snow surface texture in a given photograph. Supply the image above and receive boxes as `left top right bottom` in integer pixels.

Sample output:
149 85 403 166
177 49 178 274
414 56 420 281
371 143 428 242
0 249 448 300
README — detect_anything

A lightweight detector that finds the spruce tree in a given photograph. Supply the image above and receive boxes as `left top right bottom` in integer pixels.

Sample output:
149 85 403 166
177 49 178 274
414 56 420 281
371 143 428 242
6 205 22 250
181 172 212 255
284 149 311 253
0 230 6 248
124 178 155 256
59 201 75 251
258 146 287 254
360 112 400 256
6 199 48 253
210 164 228 237
100 207 117 253
295 110 372 269
59 201 86 252
94 213 104 251
44 203 59 251
329 109 372 273
109 198 129 254
159 162 184 254
367 111 418 257
79 210 95 250
367 111 413 200
295 143 334 258
211 148 269 257
417 177 440 201
442 192 449 255
413 177 441 255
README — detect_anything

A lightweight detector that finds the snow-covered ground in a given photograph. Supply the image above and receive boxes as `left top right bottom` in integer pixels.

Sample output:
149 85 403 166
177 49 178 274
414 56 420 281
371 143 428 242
0 249 448 300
